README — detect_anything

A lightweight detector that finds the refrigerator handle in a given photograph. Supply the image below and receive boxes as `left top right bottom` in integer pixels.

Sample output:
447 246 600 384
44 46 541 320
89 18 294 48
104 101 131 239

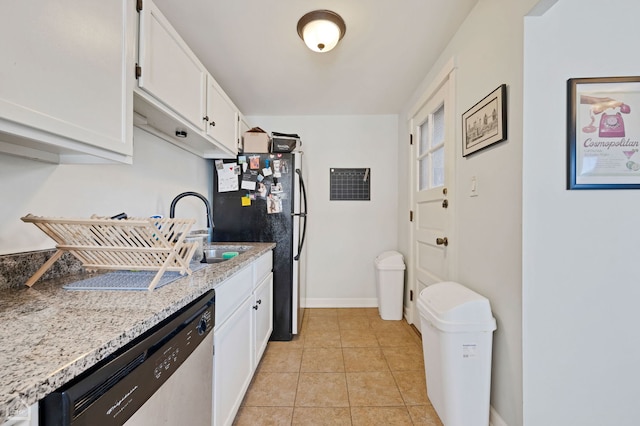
293 168 307 261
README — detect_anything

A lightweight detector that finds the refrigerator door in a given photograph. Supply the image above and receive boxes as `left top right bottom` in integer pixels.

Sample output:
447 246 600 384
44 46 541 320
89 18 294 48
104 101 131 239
212 152 298 341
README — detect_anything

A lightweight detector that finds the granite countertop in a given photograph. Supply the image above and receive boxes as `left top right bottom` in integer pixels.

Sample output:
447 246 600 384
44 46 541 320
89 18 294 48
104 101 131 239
0 242 275 423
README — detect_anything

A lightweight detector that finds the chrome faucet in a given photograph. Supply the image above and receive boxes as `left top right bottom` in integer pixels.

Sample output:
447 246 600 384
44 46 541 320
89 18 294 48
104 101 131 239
169 192 214 240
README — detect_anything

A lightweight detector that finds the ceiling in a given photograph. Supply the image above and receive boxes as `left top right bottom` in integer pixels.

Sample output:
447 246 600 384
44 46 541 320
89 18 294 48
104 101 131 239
152 0 479 116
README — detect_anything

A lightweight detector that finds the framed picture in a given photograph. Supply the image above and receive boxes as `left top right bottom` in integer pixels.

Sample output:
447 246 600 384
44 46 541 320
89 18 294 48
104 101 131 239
567 76 640 189
462 84 507 157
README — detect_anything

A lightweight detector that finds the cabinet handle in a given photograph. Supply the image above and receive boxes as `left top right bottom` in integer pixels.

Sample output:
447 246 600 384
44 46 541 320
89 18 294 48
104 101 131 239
209 121 216 127
436 237 448 247
253 305 259 310
257 299 262 304
203 115 209 122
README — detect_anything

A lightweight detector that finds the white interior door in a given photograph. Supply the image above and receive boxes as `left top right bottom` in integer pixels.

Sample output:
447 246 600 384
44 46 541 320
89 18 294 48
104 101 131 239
409 77 455 331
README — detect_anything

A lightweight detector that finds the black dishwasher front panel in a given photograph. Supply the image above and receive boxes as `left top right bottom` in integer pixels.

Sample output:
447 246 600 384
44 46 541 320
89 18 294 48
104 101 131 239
40 290 215 426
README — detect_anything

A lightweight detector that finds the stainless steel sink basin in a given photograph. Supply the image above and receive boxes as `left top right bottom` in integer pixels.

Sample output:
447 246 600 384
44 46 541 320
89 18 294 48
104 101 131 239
200 246 251 264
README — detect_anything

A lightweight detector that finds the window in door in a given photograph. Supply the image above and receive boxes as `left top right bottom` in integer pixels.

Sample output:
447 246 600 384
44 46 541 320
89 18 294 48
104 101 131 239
418 104 446 191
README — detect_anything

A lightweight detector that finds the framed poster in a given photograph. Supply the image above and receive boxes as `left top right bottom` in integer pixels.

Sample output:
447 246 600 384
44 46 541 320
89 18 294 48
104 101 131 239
567 76 640 189
462 84 507 156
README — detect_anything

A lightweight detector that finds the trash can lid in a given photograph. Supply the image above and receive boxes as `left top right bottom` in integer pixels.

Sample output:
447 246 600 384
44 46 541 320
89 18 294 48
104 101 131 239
418 282 496 333
375 251 406 270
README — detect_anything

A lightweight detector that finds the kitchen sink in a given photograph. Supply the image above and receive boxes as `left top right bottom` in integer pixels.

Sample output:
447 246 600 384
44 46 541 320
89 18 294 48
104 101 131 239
200 246 252 264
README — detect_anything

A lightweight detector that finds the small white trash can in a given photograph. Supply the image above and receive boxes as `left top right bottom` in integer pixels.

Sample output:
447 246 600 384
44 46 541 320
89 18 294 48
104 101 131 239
417 282 497 426
374 251 405 320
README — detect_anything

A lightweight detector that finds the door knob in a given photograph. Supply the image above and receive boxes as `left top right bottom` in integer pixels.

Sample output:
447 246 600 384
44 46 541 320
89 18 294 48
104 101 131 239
436 237 448 246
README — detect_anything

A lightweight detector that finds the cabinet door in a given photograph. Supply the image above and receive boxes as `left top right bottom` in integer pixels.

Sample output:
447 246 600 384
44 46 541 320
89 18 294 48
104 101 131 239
253 273 273 365
0 0 134 162
206 75 239 154
0 403 38 426
238 113 251 153
213 296 253 426
138 0 206 130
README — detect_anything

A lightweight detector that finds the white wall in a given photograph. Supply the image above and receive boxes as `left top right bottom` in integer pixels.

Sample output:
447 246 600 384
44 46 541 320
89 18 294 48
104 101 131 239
0 128 212 255
523 1 640 425
248 115 399 306
399 0 538 424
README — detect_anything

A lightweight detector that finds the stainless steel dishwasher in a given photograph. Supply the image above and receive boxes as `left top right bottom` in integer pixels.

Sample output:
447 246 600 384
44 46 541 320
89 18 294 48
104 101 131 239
40 290 215 426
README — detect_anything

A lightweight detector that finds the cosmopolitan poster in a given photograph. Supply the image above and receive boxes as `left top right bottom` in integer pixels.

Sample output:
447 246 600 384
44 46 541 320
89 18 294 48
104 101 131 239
569 77 640 188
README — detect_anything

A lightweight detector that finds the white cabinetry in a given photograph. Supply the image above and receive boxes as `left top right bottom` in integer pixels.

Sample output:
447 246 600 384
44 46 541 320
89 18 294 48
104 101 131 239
0 403 38 426
137 0 206 129
134 0 241 159
0 0 135 164
213 251 273 426
206 76 240 153
237 113 251 153
213 295 253 426
252 253 273 365
253 274 273 365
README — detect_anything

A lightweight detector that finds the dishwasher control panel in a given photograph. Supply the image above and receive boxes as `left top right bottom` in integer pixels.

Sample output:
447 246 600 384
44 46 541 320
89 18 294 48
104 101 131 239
152 307 213 380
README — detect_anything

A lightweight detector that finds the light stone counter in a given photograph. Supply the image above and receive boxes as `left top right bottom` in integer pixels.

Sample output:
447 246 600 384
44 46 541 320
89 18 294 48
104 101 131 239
0 242 275 423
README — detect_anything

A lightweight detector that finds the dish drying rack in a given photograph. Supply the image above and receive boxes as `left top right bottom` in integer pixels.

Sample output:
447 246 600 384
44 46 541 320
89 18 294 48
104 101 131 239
21 214 198 291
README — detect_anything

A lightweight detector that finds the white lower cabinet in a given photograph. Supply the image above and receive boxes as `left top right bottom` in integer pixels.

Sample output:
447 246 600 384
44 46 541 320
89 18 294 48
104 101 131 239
213 295 254 426
253 274 273 365
0 403 37 426
212 251 273 426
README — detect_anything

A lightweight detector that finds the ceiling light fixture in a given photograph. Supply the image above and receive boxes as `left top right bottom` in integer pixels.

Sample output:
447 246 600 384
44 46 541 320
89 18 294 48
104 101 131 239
296 10 346 53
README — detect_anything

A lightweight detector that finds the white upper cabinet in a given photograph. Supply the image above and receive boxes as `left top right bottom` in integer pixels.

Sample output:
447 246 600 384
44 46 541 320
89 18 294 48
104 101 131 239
137 0 206 130
134 0 240 158
0 0 135 163
206 75 239 153
238 113 251 153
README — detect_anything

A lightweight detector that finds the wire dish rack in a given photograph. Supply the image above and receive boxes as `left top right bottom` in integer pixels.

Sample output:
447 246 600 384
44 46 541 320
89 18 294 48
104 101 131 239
21 214 198 291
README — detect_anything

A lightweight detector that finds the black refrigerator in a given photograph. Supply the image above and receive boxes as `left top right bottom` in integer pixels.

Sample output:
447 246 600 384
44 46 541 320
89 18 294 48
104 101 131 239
211 151 307 341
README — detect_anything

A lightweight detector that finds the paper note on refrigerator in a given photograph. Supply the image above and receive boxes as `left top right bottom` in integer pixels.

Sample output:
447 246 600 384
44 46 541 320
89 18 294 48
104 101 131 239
217 162 239 192
241 170 258 191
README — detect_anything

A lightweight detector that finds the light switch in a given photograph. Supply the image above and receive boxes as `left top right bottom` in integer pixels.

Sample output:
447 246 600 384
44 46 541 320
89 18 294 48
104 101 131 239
470 176 478 197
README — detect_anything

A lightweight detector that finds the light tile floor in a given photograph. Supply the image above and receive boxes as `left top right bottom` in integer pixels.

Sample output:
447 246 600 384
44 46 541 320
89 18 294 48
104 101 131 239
234 308 443 425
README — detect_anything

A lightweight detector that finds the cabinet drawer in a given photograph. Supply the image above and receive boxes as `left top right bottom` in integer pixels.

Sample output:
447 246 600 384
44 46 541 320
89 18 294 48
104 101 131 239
253 252 273 287
214 265 252 327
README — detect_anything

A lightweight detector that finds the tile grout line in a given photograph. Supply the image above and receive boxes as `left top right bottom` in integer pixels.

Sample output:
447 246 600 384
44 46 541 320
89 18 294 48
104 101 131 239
236 309 438 425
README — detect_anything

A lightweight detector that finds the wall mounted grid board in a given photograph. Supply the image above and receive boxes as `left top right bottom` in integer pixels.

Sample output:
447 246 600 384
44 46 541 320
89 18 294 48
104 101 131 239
330 168 371 200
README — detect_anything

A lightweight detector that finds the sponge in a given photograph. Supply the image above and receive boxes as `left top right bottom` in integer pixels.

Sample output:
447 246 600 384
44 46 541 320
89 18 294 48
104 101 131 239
222 251 239 259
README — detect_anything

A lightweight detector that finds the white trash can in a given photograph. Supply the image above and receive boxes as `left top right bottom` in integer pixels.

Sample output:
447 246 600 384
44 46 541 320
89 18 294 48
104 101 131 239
417 282 497 426
374 251 405 320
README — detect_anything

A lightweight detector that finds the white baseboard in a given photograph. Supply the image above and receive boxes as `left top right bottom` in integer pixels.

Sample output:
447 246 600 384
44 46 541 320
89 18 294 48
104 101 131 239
403 305 414 324
489 406 507 426
305 298 378 308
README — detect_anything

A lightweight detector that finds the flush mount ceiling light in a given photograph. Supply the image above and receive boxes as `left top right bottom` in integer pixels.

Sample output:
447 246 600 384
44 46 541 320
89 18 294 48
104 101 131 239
296 10 346 53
